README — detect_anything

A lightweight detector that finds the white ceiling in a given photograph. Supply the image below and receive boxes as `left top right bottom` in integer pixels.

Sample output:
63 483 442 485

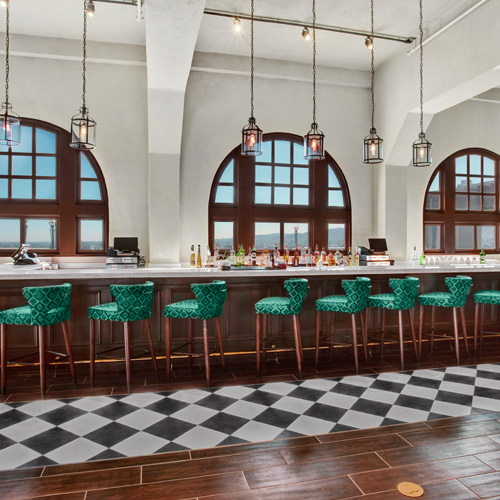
6 0 483 70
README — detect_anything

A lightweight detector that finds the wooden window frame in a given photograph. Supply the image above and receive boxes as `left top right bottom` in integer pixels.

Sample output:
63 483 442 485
0 118 109 256
423 148 500 254
209 132 351 252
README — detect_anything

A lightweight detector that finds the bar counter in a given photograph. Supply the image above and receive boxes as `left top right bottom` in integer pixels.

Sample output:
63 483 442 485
1 263 499 360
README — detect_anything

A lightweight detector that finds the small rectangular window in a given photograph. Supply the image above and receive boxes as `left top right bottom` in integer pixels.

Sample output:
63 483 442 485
456 225 474 250
215 185 233 204
36 129 56 154
328 223 346 250
0 218 20 249
79 219 104 251
25 218 57 250
36 157 56 177
424 224 441 250
284 223 309 248
478 225 495 249
255 222 280 249
213 221 234 250
0 156 7 175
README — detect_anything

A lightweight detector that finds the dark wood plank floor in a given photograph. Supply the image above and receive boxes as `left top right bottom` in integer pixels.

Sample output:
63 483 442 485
1 411 500 499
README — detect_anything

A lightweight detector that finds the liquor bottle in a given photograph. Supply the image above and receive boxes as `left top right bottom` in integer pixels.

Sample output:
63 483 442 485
313 244 320 265
480 248 486 264
190 244 195 268
247 246 252 266
306 247 312 267
300 246 306 265
263 244 269 267
419 252 425 265
354 249 360 266
321 247 327 263
411 245 418 265
328 250 334 267
236 244 244 267
284 245 290 264
214 243 219 262
347 247 352 266
204 245 211 267
196 244 202 268
230 245 236 266
273 243 279 263
293 245 299 267
251 246 257 266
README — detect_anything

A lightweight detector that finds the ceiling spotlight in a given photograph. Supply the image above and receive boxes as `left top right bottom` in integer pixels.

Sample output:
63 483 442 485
233 17 241 32
302 27 310 41
86 1 95 17
365 36 373 50
0 1 7 7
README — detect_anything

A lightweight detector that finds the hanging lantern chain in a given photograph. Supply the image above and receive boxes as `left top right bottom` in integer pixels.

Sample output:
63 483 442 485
312 0 317 124
419 0 424 133
250 0 255 118
370 0 375 130
4 0 10 106
82 0 88 111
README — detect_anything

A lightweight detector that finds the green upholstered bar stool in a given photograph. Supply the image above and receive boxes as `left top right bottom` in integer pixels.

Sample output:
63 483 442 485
164 280 227 387
315 277 371 374
255 278 308 379
473 289 500 353
417 275 472 365
0 283 76 399
88 281 158 393
367 277 419 370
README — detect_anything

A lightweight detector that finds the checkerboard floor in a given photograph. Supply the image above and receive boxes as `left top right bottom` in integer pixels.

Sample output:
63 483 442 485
0 363 499 470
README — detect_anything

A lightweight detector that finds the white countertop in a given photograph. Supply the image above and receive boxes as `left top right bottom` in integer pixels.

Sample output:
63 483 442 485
0 262 499 280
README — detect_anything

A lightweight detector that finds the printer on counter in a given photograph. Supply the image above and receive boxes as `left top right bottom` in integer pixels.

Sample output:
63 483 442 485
106 237 145 269
357 238 393 266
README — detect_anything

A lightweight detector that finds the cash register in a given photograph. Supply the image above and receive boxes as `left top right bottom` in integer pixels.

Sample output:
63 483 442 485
106 237 143 269
358 238 393 266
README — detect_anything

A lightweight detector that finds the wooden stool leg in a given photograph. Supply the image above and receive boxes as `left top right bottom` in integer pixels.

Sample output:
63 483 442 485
89 318 95 388
296 316 304 363
165 317 172 383
262 314 267 367
474 302 479 355
408 308 418 361
1 323 6 396
430 306 436 356
61 321 77 387
292 315 303 379
202 319 211 387
144 319 159 381
38 326 47 400
452 308 460 365
123 322 132 393
315 310 321 369
398 310 404 371
351 313 359 375
329 312 335 362
188 318 194 369
365 308 369 358
418 305 424 359
479 303 485 349
215 317 225 372
460 306 469 357
256 314 261 377
360 310 368 363
381 308 386 357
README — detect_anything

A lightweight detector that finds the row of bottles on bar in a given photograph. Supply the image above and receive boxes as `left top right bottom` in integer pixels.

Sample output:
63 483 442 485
190 243 361 269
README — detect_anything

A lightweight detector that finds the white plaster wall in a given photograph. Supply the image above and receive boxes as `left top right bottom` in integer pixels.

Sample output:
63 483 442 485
179 55 374 261
6 36 150 255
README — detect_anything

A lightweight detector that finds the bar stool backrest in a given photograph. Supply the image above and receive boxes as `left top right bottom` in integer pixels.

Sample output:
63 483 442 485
22 283 72 325
389 277 419 310
341 278 371 313
191 281 227 319
284 278 309 314
445 275 472 307
110 281 154 321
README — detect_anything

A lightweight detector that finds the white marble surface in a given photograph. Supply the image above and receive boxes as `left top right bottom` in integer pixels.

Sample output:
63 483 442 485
0 262 499 281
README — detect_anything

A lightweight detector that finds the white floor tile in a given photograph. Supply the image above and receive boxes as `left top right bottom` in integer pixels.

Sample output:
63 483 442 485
385 405 430 423
439 381 475 396
361 388 400 405
474 377 500 390
300 379 338 392
287 415 335 436
0 417 54 442
112 431 169 456
222 400 267 419
69 396 115 412
430 400 471 417
0 405 12 415
213 386 256 400
174 426 227 449
377 372 412 384
337 410 384 429
170 405 218 425
341 375 376 388
271 396 314 415
16 400 65 417
258 382 297 396
472 396 500 412
116 408 167 430
478 364 500 374
59 413 110 436
168 389 210 404
446 366 477 378
317 392 358 409
401 385 439 400
46 437 106 464
119 393 164 408
0 444 41 470
411 369 446 381
233 420 284 442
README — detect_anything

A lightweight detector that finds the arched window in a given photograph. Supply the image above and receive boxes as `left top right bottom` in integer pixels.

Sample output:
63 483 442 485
423 148 499 253
0 118 108 256
209 133 351 253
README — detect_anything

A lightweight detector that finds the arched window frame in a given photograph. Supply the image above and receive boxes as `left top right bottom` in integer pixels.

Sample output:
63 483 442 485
209 132 351 253
423 147 500 254
0 117 109 256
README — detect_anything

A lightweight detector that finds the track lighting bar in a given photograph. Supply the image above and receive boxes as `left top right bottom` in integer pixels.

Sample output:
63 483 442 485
204 8 415 44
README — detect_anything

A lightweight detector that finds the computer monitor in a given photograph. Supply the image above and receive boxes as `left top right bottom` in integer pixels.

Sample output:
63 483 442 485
368 238 388 252
114 237 139 252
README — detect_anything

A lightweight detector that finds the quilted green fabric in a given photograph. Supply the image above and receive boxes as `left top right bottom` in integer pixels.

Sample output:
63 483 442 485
255 278 308 315
474 290 500 305
164 281 227 320
0 283 71 326
316 277 371 314
368 277 419 311
418 275 472 308
88 282 154 322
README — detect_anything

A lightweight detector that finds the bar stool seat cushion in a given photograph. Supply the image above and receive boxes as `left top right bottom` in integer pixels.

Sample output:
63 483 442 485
368 277 419 311
368 294 397 309
418 292 454 307
255 279 309 316
316 278 371 314
474 290 500 305
255 297 293 315
164 299 204 319
0 284 71 326
88 282 154 322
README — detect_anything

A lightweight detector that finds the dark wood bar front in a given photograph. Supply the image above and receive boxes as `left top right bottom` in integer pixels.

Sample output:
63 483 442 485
0 266 498 361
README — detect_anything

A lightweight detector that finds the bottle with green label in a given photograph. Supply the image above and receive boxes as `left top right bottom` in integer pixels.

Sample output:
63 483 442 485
419 252 426 265
480 248 486 264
